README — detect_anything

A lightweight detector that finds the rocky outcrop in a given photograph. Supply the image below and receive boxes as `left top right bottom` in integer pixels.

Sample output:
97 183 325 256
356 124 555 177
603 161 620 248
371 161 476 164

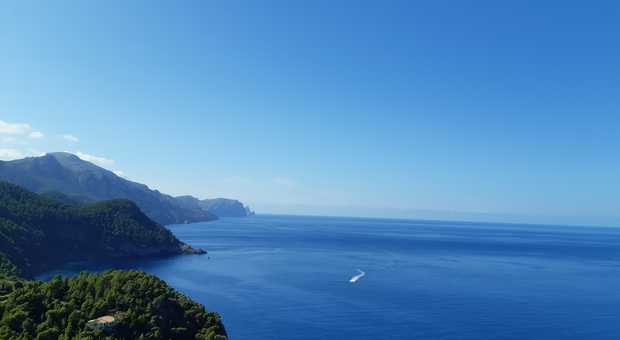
200 198 254 217
175 195 254 218
179 243 207 255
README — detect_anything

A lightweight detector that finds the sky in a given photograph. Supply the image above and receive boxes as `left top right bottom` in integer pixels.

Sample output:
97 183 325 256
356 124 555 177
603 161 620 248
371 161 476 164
0 1 619 226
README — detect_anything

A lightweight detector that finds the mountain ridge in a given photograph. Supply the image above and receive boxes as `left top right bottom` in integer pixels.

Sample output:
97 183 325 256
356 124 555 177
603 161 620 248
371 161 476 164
0 153 252 225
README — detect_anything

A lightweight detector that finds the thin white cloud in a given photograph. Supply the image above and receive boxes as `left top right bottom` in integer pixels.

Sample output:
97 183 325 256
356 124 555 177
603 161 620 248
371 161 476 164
0 148 42 161
0 148 26 161
62 134 79 143
0 120 33 135
75 151 115 167
0 120 44 142
28 131 44 139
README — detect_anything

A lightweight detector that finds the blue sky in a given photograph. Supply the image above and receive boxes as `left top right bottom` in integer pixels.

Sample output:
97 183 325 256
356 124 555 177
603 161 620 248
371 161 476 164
1 1 619 226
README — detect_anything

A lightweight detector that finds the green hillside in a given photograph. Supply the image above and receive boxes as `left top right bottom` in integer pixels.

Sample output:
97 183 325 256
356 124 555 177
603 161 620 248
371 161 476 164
0 270 227 339
0 181 195 277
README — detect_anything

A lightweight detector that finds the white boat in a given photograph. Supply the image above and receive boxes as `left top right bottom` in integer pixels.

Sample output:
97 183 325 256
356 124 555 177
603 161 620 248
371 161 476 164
349 269 365 283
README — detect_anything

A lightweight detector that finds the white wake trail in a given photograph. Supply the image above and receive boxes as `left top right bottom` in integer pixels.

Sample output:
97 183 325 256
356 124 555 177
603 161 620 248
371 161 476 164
349 269 365 283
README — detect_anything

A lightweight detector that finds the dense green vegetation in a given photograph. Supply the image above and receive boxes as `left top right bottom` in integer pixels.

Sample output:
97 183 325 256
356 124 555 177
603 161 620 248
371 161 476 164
0 270 227 339
0 181 188 277
39 191 91 206
0 181 227 339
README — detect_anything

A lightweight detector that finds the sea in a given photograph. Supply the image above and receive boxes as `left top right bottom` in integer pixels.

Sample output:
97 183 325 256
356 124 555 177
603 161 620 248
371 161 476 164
38 214 620 339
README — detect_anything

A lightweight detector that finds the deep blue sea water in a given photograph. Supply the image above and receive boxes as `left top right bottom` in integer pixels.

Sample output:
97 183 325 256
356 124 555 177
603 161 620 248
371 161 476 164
39 215 620 339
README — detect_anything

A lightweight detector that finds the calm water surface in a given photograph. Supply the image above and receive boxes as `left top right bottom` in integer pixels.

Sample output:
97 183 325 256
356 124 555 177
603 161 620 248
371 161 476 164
39 215 620 339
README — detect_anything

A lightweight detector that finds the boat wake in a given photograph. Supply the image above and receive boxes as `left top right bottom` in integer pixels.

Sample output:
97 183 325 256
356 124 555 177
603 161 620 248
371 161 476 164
349 269 365 283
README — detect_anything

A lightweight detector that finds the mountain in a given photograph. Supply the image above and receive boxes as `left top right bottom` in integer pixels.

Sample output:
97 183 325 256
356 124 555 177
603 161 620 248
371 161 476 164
176 196 254 218
0 152 220 225
0 181 203 277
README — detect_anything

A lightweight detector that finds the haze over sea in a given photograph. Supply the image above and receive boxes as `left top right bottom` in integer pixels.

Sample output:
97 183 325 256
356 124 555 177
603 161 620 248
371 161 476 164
39 215 620 339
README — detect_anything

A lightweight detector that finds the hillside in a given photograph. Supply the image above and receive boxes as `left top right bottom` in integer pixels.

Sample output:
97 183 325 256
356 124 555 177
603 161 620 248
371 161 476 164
0 181 202 277
0 270 227 339
0 182 226 339
0 153 219 225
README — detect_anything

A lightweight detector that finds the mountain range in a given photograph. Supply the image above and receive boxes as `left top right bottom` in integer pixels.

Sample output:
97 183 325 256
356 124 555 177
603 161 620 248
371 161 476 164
0 152 253 225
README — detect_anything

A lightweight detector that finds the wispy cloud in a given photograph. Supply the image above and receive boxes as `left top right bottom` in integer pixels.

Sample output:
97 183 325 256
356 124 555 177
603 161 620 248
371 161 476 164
0 121 45 158
28 131 44 139
62 134 79 143
1 137 17 144
0 148 43 161
0 120 35 136
75 151 115 167
0 120 44 141
0 148 26 161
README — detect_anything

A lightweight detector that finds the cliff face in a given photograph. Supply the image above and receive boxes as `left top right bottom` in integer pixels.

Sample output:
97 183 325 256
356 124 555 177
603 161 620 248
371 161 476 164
200 198 254 217
176 196 254 218
0 181 202 277
0 153 218 225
